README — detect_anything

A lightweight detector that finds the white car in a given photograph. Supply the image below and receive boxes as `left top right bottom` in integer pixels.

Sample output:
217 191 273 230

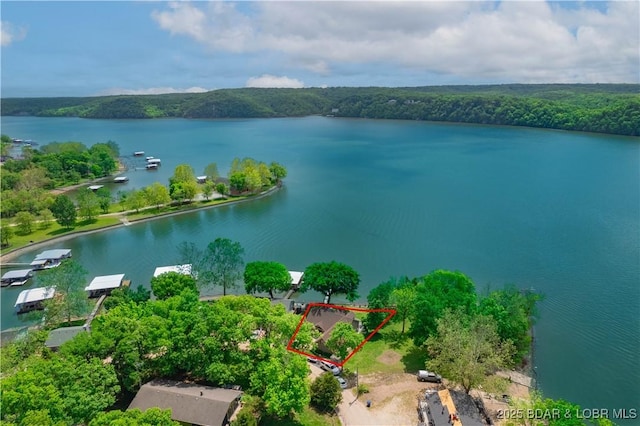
337 377 348 389
321 361 342 376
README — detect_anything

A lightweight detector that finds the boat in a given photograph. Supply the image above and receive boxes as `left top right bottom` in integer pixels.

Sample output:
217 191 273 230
114 176 129 183
134 151 145 156
146 164 158 170
146 156 154 161
147 158 161 165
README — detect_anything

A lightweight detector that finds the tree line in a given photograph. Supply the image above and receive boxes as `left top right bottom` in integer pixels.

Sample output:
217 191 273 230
1 84 638 136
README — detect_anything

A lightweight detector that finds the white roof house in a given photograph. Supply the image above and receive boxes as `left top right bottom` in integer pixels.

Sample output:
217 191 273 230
33 249 72 261
153 264 192 278
15 287 56 312
289 271 304 288
85 274 125 297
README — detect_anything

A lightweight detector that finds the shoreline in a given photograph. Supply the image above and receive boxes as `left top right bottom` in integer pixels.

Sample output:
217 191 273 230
0 185 281 264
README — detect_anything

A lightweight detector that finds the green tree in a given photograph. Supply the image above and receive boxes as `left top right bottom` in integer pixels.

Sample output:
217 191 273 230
326 321 364 360
249 351 310 418
76 188 100 221
201 238 245 295
170 181 198 203
103 285 151 310
17 167 51 191
0 355 120 425
269 162 287 184
89 408 179 426
116 189 129 212
425 310 515 394
244 261 292 299
151 271 199 300
300 261 360 304
14 211 35 234
144 182 171 209
95 187 112 214
364 277 406 332
310 372 342 413
181 180 199 201
229 172 247 193
215 182 229 198
126 188 148 213
50 195 77 228
170 163 197 185
204 162 219 181
390 285 416 334
37 260 90 326
38 208 54 230
0 225 13 247
506 392 589 426
409 269 478 345
202 181 214 200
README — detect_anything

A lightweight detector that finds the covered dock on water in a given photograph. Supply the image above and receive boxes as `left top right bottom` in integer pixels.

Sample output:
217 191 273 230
153 264 192 278
30 249 71 270
1 269 33 287
85 274 126 298
15 287 56 313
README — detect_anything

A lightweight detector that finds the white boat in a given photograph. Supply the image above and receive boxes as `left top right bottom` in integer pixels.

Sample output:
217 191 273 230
146 164 158 170
146 156 154 161
147 158 161 164
134 151 145 156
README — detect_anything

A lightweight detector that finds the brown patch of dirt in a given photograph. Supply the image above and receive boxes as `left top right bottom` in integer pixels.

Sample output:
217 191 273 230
376 349 402 365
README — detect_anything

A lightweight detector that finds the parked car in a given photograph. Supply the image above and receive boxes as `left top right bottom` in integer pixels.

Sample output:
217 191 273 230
417 370 442 383
307 356 318 364
337 377 348 389
321 361 342 376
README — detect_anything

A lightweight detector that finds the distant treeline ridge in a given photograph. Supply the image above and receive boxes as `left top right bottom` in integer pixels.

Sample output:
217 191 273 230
2 84 639 136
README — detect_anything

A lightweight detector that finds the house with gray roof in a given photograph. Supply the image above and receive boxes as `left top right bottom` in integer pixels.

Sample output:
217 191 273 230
128 379 243 426
306 306 362 354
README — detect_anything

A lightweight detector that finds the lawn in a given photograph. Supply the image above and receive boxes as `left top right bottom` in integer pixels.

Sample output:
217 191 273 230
345 319 427 375
0 195 251 256
1 217 121 256
260 407 340 426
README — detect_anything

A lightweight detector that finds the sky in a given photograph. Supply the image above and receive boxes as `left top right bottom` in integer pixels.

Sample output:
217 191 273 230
1 1 638 97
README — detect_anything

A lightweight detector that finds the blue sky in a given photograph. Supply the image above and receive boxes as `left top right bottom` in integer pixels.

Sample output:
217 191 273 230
1 1 638 97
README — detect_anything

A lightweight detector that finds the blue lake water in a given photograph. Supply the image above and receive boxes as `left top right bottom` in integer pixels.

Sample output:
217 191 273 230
1 116 638 417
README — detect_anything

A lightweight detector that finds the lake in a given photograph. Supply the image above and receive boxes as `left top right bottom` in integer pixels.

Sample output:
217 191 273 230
1 116 638 418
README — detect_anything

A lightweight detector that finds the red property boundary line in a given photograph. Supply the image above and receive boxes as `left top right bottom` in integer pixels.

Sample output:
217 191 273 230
286 302 397 367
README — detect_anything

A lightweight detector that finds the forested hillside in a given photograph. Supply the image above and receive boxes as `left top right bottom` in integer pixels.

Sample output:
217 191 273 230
2 84 639 136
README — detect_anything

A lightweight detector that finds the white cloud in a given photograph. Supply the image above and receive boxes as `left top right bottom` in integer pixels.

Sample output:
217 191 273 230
151 1 639 83
97 86 210 96
245 75 304 88
1 21 27 47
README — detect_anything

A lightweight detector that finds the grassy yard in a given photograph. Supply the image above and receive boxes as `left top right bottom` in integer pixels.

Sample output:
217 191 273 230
123 196 247 220
346 319 427 375
1 217 121 256
0 195 253 256
260 407 340 426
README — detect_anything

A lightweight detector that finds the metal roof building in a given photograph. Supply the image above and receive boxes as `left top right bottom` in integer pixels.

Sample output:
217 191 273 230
85 274 125 298
153 264 192 277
